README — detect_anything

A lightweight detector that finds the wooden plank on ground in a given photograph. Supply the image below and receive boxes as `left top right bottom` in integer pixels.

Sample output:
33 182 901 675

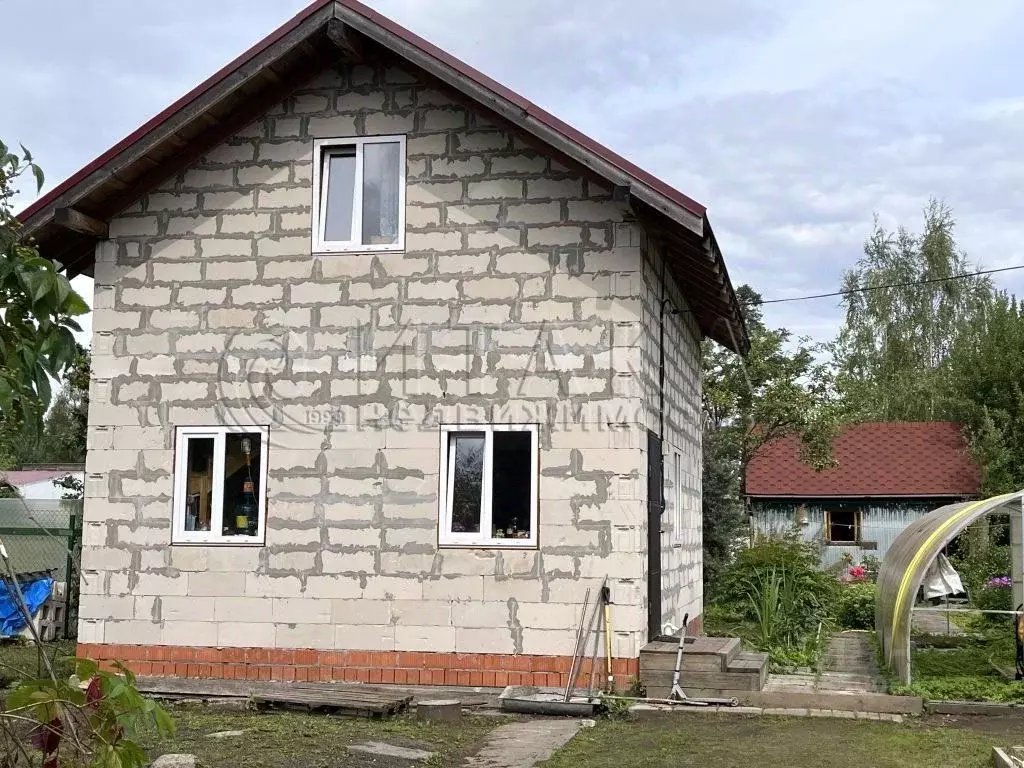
251 687 412 716
136 677 413 713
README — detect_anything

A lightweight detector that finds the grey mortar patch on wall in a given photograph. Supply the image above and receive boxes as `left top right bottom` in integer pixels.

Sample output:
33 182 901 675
506 597 524 654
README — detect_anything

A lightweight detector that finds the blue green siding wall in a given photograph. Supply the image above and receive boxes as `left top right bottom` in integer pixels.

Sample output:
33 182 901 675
750 499 952 567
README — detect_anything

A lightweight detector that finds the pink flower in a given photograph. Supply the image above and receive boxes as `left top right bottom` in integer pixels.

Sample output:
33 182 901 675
849 566 866 581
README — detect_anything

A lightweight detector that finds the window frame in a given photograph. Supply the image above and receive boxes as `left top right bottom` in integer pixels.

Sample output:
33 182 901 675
825 507 861 545
437 424 539 549
171 425 270 546
311 135 407 254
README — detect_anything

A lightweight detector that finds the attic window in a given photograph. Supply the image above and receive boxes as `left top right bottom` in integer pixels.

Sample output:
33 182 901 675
312 136 406 253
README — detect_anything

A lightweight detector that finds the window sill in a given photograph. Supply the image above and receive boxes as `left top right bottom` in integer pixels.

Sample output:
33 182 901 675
825 541 875 548
438 541 538 550
172 538 266 547
312 246 404 256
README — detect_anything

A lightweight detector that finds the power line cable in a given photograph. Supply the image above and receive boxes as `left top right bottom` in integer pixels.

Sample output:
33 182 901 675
745 264 1024 307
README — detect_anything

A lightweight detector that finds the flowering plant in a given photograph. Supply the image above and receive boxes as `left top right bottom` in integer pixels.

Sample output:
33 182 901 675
848 565 867 581
987 576 1012 588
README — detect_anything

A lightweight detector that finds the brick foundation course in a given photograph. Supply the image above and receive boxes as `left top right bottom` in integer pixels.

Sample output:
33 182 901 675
78 644 640 689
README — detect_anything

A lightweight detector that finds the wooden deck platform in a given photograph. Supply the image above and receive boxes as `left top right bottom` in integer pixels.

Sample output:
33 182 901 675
251 684 412 718
135 677 413 718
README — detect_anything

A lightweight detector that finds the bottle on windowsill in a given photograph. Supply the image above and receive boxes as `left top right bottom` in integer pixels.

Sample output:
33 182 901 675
236 478 257 535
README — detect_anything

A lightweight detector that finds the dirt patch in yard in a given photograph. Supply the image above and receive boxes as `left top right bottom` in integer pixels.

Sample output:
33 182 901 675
923 712 1024 739
140 703 503 768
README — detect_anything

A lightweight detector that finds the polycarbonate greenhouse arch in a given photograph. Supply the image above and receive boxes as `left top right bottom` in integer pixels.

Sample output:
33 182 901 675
876 491 1024 684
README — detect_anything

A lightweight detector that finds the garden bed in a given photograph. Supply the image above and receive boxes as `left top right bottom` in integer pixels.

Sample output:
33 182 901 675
702 534 873 672
893 620 1024 704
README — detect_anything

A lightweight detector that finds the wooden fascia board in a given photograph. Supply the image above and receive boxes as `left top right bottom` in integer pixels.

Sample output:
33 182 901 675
19 4 336 237
332 3 704 238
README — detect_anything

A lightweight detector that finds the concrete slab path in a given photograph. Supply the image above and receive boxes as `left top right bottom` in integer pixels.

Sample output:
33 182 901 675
912 608 966 636
766 630 886 694
463 720 581 768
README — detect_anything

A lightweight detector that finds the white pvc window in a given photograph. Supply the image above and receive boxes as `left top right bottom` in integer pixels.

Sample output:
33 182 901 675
438 424 538 548
311 135 406 253
172 425 269 545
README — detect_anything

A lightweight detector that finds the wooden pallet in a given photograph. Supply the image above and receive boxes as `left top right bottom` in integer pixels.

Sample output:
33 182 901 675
250 684 412 718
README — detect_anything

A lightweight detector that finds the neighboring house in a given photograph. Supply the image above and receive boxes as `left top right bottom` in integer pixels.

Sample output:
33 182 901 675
19 0 747 686
0 466 85 500
746 422 980 567
0 466 84 584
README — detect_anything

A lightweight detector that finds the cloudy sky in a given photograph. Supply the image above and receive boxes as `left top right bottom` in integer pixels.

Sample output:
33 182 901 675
7 0 1024 346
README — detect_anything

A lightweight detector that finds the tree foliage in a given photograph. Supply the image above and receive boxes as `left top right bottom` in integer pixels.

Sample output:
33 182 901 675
832 199 993 420
22 347 90 466
702 285 838 588
0 141 88 428
943 294 1024 495
830 198 1024 496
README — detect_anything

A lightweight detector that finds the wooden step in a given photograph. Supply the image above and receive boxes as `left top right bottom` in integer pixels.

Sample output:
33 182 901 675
728 652 769 688
639 636 742 673
639 636 769 697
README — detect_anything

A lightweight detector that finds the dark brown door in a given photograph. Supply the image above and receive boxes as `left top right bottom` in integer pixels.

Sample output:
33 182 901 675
647 430 663 640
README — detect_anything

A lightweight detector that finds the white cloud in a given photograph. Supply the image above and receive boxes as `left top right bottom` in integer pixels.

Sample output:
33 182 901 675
7 0 1024 346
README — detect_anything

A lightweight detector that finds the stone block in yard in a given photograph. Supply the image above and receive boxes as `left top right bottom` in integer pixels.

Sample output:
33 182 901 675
150 755 196 768
417 699 462 722
348 742 435 761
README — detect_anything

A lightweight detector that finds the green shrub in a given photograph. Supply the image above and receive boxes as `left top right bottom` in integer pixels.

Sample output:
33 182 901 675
712 532 838 670
837 582 876 630
860 555 881 581
975 583 1013 615
950 544 1011 602
718 532 838 639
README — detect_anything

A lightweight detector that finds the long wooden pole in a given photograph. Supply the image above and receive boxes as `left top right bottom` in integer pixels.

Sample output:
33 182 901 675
563 588 591 703
602 585 613 692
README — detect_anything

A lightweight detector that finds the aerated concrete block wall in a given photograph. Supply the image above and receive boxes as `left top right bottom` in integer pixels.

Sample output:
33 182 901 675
78 59 700 665
638 240 704 633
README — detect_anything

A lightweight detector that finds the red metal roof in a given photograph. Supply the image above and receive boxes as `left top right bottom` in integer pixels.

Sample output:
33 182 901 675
745 422 981 498
19 0 706 223
0 470 81 487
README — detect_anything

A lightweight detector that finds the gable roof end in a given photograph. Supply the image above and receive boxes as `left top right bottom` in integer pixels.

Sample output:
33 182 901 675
18 0 749 353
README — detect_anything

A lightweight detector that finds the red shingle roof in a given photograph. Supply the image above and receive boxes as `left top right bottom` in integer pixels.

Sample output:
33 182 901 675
745 422 981 498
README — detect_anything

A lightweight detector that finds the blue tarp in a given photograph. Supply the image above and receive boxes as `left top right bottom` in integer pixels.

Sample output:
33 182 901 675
0 577 54 636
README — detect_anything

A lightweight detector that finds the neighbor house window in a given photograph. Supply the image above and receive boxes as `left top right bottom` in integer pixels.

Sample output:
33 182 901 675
438 425 538 548
312 136 406 253
826 508 860 544
172 426 269 544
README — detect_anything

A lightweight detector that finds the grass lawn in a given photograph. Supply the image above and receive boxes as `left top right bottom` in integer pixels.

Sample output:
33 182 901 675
0 638 74 685
140 704 502 768
542 714 1021 768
